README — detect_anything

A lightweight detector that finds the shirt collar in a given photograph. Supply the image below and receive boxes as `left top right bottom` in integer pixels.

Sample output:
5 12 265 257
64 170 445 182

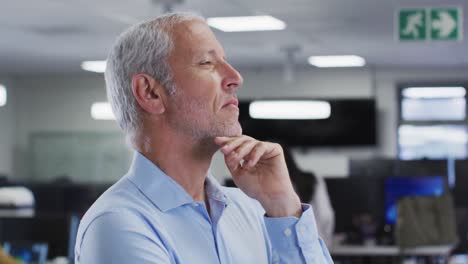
205 172 229 204
126 151 229 212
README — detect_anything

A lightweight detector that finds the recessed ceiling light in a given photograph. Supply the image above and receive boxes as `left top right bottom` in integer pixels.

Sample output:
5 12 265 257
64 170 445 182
207 16 286 32
307 55 366 68
249 100 331 120
0 84 6 107
81 60 107 73
91 102 115 120
403 87 466 99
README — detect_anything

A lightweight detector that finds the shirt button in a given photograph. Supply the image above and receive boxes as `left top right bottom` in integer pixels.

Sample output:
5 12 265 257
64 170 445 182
283 228 292 237
299 225 307 234
272 252 279 264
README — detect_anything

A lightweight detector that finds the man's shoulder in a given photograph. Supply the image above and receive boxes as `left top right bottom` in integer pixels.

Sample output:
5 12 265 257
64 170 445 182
75 176 162 251
74 178 164 262
78 177 155 233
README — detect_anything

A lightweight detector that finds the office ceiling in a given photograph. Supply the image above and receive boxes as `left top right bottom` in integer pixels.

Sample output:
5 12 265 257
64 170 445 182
0 0 467 74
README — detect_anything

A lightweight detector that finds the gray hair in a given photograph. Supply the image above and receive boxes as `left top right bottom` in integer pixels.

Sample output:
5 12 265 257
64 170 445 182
105 12 205 135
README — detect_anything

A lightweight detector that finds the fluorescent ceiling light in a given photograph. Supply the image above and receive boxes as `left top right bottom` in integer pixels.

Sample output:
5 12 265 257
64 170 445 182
91 102 115 120
81 60 107 73
307 55 366 68
403 87 466 99
0 84 6 107
249 100 331 120
207 16 286 32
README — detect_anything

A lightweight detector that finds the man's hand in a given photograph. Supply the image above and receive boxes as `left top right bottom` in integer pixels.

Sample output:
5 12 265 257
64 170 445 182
214 135 301 218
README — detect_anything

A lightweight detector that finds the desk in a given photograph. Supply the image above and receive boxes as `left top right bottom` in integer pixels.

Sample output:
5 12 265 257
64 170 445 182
331 245 454 264
332 245 453 256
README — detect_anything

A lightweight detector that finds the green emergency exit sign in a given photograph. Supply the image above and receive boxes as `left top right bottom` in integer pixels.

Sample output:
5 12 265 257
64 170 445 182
398 7 462 41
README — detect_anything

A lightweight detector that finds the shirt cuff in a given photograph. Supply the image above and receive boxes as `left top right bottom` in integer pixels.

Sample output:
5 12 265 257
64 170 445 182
264 204 319 250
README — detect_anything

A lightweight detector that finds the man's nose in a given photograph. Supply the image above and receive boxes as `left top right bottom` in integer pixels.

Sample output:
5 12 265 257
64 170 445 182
221 62 243 92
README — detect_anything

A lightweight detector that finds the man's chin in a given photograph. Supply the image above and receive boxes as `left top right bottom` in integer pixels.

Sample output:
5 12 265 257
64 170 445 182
220 125 243 138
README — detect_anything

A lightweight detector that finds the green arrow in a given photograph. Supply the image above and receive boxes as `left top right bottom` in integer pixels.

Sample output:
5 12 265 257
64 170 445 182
432 11 456 37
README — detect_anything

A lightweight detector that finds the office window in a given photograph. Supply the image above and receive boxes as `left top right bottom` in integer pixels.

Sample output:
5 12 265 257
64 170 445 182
0 84 6 107
398 85 468 160
402 97 465 121
399 125 467 160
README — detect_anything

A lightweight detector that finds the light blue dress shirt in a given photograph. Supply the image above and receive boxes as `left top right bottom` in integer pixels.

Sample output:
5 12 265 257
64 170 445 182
75 152 333 263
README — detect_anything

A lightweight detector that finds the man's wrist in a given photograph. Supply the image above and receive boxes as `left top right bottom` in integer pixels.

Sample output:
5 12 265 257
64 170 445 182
261 193 302 218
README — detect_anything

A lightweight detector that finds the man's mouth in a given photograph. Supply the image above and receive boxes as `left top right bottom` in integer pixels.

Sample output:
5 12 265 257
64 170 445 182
222 99 239 109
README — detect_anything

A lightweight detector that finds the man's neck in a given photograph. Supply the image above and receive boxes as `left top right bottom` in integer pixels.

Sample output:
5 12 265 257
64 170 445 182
135 130 217 202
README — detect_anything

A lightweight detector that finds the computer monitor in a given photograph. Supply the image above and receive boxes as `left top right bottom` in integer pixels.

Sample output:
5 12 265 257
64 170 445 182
3 242 48 264
0 215 70 258
325 176 385 233
384 176 445 225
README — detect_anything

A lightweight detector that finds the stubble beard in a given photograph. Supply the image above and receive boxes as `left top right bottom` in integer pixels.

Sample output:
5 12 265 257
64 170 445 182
168 89 242 141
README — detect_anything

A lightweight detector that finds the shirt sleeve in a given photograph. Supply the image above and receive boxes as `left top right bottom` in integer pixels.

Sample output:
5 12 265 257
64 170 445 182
263 204 334 264
75 211 172 264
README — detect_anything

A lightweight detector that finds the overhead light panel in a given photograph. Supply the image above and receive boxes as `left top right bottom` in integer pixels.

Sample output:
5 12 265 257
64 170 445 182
308 55 366 68
81 60 107 73
207 16 286 32
249 100 331 120
0 84 6 107
403 87 466 99
91 102 115 120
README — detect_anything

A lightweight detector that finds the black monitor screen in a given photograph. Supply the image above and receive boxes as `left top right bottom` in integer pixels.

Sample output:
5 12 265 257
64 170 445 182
325 176 385 233
0 216 70 259
239 99 376 146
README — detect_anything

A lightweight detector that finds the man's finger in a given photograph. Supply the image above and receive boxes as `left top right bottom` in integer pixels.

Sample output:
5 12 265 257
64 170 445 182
244 143 267 168
214 136 239 153
214 136 232 145
225 153 241 172
229 139 258 164
217 135 252 155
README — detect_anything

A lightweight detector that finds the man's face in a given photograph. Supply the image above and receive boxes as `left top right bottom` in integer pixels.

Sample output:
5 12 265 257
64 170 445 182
165 20 244 140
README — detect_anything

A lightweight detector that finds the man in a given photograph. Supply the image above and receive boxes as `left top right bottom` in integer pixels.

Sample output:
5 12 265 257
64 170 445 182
75 12 333 263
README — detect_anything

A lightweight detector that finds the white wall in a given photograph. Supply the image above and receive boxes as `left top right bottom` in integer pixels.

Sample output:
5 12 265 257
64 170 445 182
0 77 15 176
237 67 373 99
5 66 468 182
11 74 124 180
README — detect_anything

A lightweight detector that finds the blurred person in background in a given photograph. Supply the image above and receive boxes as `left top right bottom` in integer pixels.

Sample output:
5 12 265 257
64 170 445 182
283 145 335 248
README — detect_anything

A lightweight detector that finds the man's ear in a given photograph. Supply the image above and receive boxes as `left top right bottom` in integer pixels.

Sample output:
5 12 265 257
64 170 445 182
131 73 165 115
